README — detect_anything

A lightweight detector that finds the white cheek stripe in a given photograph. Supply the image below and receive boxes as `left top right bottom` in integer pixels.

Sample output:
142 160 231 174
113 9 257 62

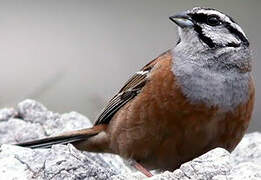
196 9 248 40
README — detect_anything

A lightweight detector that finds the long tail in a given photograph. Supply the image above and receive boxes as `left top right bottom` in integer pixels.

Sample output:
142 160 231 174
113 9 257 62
15 125 106 149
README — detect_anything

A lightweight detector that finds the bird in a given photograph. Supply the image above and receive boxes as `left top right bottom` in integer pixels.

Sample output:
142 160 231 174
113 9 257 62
15 7 255 177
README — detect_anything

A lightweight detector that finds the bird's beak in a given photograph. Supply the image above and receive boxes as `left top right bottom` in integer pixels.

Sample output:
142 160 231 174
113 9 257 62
169 11 194 28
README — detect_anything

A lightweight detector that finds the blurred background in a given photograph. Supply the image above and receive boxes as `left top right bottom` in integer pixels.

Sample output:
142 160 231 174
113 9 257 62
0 0 260 132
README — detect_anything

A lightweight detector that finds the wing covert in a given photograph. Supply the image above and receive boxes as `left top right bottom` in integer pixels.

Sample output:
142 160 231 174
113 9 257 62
94 60 157 125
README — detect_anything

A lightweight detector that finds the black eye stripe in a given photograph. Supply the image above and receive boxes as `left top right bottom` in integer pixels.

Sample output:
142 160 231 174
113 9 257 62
190 12 236 24
194 24 243 48
189 12 249 47
207 16 221 26
224 22 249 47
190 13 223 26
189 13 209 24
194 24 216 48
189 13 222 25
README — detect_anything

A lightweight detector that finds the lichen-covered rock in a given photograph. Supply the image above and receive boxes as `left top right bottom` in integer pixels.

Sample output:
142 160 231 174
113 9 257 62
0 99 260 180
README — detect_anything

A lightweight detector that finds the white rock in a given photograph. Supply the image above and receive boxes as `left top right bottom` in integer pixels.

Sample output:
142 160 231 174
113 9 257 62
148 148 231 180
0 118 45 144
0 99 260 180
0 144 119 180
0 108 17 121
231 132 261 166
228 162 261 180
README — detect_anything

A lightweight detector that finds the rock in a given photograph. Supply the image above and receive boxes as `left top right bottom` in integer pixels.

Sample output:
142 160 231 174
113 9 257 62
0 118 45 144
0 108 17 121
226 162 261 180
0 144 118 180
169 148 231 180
113 148 231 180
0 99 133 180
0 99 260 180
112 172 146 180
231 132 261 166
143 148 261 180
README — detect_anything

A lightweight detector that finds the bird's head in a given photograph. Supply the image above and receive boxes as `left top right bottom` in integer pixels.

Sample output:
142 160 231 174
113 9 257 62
170 7 251 73
170 7 249 49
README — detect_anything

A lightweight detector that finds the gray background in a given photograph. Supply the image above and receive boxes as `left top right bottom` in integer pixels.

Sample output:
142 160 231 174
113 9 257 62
0 0 260 132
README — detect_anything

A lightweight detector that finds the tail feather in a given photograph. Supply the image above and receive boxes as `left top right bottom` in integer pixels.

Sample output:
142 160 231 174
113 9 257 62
15 125 106 149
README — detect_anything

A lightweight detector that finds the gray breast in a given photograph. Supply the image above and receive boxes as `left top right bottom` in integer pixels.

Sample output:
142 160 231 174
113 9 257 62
171 50 250 112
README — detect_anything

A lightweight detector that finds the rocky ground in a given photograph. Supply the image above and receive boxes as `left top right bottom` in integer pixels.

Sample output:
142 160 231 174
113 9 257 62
0 99 260 180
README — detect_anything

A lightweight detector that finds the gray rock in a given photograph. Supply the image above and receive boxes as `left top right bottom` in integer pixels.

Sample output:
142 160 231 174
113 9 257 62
43 111 93 136
226 162 261 180
0 144 118 180
0 118 45 144
231 132 261 166
170 148 231 180
0 99 260 180
0 99 132 180
17 99 50 124
126 147 261 180
113 148 231 180
112 172 146 180
0 108 17 121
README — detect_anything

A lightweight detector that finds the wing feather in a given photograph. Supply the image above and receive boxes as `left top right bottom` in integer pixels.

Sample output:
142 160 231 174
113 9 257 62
94 63 155 125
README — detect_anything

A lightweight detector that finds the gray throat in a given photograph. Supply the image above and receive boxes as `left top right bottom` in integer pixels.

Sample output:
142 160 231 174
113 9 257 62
171 45 251 112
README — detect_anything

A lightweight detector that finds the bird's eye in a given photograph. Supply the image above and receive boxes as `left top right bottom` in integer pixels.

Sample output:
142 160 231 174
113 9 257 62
207 15 221 26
